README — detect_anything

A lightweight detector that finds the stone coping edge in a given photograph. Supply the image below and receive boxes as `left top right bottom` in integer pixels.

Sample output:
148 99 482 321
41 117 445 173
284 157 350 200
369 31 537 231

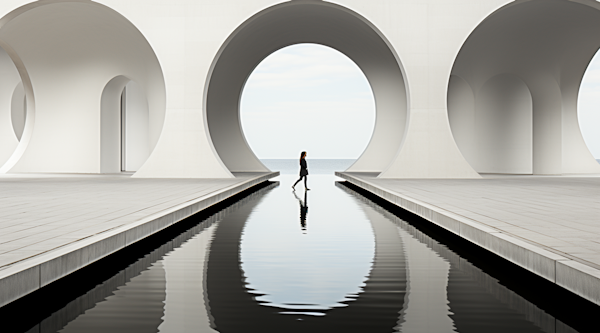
0 172 279 308
336 171 600 306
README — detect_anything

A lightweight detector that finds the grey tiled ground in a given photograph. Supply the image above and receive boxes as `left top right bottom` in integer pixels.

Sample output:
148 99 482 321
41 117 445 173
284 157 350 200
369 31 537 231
0 172 272 270
342 173 600 269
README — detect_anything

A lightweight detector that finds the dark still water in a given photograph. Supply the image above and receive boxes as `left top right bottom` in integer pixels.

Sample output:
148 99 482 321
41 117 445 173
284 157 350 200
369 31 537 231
6 160 588 332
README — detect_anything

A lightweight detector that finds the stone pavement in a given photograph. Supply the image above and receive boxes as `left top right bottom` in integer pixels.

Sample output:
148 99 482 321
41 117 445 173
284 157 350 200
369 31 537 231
0 171 278 308
337 172 600 306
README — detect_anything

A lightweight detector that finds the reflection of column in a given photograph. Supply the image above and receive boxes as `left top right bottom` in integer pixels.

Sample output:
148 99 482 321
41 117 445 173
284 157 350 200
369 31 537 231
340 183 568 333
396 230 455 333
59 261 167 333
159 224 219 333
355 196 454 332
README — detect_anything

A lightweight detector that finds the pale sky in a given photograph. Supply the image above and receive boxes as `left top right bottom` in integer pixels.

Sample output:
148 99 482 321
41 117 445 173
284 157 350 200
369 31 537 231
240 44 375 159
241 43 600 160
578 50 600 159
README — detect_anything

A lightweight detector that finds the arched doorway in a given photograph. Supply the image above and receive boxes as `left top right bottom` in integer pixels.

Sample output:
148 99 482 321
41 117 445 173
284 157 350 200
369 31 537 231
204 1 408 175
101 77 151 173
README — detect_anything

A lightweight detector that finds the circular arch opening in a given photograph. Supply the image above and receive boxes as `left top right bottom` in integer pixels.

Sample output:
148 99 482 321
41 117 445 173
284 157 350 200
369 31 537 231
239 43 376 161
578 48 600 164
205 1 408 173
448 0 600 175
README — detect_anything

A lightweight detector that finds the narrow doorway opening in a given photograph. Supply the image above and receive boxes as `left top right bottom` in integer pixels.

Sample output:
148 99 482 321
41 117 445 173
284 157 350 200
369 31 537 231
119 81 150 172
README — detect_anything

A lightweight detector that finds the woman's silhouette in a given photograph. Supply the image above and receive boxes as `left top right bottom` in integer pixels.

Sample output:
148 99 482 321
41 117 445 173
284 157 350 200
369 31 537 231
292 151 309 191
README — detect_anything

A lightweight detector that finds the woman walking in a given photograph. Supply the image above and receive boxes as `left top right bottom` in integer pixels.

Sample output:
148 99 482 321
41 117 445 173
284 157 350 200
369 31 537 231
292 151 309 191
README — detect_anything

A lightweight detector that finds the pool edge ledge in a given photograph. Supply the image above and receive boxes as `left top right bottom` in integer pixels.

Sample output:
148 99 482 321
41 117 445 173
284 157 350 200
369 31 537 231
0 171 279 309
335 171 600 306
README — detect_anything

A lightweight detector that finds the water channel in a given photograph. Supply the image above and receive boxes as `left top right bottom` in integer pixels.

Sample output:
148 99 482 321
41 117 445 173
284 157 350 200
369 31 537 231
4 160 592 332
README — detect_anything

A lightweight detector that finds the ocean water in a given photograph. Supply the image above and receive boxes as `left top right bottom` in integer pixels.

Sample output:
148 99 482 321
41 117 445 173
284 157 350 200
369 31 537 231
260 159 355 175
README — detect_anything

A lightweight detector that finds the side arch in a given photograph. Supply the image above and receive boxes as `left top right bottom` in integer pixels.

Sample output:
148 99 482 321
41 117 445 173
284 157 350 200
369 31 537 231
449 0 600 175
0 0 166 174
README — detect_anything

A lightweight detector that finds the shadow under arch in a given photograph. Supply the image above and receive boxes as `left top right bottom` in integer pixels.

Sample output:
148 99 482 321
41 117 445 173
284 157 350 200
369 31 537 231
205 1 409 175
204 186 408 332
448 0 600 175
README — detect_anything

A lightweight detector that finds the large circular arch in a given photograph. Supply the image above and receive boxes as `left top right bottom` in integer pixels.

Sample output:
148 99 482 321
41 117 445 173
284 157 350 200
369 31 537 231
205 1 408 173
448 0 600 175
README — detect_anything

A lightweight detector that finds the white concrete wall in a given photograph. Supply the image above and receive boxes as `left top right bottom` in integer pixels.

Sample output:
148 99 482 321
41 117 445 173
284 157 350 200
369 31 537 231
0 0 598 178
0 0 165 174
476 74 532 174
122 81 150 172
10 81 26 142
449 74 533 175
449 0 600 176
0 45 21 168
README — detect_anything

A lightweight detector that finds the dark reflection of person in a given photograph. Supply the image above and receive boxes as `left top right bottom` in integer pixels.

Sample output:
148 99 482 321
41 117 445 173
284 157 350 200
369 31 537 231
293 190 308 232
292 151 310 191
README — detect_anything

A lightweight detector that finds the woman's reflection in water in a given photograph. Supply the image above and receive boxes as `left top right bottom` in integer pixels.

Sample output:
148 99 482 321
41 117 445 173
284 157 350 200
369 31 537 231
293 190 308 233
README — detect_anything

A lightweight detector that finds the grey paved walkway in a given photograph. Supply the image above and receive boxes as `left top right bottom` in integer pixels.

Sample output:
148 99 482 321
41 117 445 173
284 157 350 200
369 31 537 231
337 172 600 306
0 172 277 308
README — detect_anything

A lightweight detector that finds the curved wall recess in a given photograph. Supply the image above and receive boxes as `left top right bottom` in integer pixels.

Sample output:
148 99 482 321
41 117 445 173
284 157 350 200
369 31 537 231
11 81 26 142
449 0 600 175
0 0 166 174
449 74 533 174
205 1 408 173
0 44 22 168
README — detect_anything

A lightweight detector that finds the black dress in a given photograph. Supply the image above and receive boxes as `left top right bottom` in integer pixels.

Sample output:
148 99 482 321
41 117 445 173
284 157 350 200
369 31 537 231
300 159 308 177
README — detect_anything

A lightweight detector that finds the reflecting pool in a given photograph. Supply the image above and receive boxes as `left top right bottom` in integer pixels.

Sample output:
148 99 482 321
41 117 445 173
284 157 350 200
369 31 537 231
7 162 588 332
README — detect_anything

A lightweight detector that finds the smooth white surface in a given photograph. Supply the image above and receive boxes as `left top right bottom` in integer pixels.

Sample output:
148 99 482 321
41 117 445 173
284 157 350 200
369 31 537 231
0 0 165 174
0 45 20 168
122 81 150 172
10 81 25 142
0 0 598 178
449 0 600 175
476 74 532 174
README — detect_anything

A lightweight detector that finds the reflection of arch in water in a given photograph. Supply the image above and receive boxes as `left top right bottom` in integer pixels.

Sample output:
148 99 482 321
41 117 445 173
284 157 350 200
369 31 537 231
204 187 408 332
26 183 279 332
339 182 574 333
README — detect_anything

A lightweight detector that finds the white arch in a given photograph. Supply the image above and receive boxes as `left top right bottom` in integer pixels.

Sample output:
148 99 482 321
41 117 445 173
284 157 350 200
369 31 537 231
449 0 600 175
0 0 165 174
204 1 409 174
0 45 21 168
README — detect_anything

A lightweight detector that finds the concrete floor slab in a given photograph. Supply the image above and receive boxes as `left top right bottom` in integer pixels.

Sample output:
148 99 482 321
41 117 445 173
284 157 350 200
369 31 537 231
336 171 600 306
0 171 277 308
